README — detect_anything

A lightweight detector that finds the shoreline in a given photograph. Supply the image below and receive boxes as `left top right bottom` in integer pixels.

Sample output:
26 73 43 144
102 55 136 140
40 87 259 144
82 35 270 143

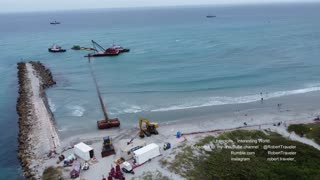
16 61 60 179
54 87 320 139
15 62 320 179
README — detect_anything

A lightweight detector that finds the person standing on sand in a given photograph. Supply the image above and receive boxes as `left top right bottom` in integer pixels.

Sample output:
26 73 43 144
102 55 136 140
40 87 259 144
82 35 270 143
260 92 264 103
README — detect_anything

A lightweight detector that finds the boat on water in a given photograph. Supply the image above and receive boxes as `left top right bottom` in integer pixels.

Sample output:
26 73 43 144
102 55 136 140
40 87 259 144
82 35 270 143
85 40 129 57
50 21 61 25
71 45 95 51
87 48 120 57
112 45 130 53
206 15 216 18
48 44 66 53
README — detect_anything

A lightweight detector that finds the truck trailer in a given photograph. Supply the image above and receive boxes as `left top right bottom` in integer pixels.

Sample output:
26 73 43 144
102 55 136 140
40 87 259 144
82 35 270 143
133 143 160 165
74 142 94 161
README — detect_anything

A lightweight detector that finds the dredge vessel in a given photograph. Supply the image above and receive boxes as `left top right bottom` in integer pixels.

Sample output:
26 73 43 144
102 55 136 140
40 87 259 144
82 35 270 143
86 40 129 57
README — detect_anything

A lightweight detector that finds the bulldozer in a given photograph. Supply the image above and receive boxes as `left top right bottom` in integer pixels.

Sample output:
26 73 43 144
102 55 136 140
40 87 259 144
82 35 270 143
101 136 116 158
139 118 159 138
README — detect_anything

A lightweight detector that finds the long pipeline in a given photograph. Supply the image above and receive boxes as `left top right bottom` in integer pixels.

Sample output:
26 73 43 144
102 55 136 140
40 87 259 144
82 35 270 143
88 57 109 120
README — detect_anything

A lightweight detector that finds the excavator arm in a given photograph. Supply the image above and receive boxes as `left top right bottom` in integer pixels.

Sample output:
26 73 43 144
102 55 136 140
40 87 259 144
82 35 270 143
139 118 159 138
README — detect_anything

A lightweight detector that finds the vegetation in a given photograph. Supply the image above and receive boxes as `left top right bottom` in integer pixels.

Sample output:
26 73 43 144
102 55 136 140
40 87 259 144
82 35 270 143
132 170 170 180
288 123 320 145
42 166 63 180
165 130 320 180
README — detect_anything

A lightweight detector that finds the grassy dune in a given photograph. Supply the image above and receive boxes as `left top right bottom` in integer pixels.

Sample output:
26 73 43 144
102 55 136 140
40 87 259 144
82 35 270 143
161 130 320 180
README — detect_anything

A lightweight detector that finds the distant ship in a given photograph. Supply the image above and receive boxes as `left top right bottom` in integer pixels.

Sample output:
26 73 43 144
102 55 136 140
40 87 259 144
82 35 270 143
48 44 66 52
50 21 61 25
206 15 216 18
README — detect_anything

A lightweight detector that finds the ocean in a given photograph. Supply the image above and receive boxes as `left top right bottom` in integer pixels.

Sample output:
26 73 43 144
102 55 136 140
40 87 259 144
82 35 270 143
1 3 320 178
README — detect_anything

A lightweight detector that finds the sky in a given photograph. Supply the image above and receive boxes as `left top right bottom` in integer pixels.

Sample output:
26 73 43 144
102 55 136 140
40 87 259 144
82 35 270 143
0 0 319 13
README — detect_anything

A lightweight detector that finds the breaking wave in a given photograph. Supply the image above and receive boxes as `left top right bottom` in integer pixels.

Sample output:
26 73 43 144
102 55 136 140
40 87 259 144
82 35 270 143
67 105 85 117
107 86 320 115
48 98 56 112
151 86 320 112
109 104 145 115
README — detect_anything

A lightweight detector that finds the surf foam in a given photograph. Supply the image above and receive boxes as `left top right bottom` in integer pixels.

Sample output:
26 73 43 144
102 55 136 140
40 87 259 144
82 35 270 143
67 105 85 117
151 86 320 112
48 98 56 112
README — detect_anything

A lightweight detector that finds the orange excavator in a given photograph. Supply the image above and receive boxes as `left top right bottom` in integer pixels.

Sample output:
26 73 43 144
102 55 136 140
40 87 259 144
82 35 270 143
88 57 120 129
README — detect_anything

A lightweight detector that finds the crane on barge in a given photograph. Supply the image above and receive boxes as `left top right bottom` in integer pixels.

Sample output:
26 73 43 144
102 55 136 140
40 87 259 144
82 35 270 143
86 40 130 57
86 40 119 57
88 56 120 129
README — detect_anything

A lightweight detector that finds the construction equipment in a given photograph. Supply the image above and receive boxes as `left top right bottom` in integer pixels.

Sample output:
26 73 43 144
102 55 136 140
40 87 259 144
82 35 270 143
86 40 119 57
163 142 171 150
88 56 120 129
101 136 116 158
86 40 130 57
108 165 125 180
114 157 125 165
127 132 140 145
139 118 159 138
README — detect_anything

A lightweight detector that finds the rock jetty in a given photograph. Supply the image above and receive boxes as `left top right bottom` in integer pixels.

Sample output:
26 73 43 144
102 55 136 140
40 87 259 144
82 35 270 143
16 61 59 179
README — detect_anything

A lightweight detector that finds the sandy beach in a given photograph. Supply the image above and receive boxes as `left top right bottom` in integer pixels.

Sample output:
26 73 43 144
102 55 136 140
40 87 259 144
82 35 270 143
55 102 319 179
16 61 320 180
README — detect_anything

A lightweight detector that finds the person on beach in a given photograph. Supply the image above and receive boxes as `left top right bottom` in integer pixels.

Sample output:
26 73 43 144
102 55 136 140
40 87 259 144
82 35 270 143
277 103 282 111
261 97 264 103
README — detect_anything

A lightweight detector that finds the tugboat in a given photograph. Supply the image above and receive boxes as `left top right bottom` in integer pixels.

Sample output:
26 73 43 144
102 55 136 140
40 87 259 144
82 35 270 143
86 40 129 57
48 44 66 52
50 21 61 25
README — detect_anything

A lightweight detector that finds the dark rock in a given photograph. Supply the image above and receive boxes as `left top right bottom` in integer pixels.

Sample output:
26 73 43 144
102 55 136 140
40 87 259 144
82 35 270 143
16 61 57 179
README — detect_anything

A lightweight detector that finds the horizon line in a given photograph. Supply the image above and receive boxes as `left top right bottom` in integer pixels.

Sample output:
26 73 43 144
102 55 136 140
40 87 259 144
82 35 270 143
1 1 319 14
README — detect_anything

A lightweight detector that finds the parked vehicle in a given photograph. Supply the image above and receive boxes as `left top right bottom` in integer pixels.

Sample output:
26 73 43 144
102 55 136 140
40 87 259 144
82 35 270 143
70 161 81 179
63 154 76 167
74 142 94 161
133 143 160 165
163 142 171 150
121 161 134 174
82 162 89 170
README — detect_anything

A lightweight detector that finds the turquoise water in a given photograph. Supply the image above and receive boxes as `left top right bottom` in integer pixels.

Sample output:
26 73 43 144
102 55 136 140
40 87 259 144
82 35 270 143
1 3 320 178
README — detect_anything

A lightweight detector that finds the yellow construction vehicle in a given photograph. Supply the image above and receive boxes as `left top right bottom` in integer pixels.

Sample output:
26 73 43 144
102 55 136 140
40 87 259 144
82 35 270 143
139 118 159 138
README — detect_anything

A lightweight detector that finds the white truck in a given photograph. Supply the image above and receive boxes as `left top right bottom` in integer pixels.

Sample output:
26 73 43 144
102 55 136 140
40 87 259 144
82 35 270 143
74 142 94 161
133 143 161 165
121 161 134 174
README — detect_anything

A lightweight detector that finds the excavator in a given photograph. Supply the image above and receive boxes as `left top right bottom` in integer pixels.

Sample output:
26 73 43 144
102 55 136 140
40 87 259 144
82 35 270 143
139 118 159 138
